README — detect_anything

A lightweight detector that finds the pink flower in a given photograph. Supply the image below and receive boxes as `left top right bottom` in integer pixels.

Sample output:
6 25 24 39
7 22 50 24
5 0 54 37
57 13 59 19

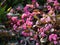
23 6 29 12
36 2 39 7
47 0 53 3
39 27 44 32
40 17 45 22
49 34 54 41
34 34 38 39
22 31 25 35
44 24 52 31
41 32 46 37
32 0 36 2
22 23 27 29
11 17 18 21
10 9 15 13
53 34 57 41
21 13 27 19
26 20 33 26
13 24 17 30
44 26 50 31
16 6 21 11
49 34 58 41
47 5 51 10
54 1 59 6
30 32 33 36
22 31 29 36
17 20 20 26
36 43 39 45
53 41 58 45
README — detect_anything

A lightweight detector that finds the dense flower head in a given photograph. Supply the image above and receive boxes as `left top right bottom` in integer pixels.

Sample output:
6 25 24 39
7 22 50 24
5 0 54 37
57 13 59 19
49 34 58 41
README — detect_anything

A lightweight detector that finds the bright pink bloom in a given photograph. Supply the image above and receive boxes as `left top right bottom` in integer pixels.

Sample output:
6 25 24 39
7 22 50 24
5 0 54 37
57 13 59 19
13 24 17 30
17 20 20 26
21 13 27 19
23 6 29 12
26 20 33 26
11 17 18 22
39 27 44 32
22 23 27 29
49 34 58 41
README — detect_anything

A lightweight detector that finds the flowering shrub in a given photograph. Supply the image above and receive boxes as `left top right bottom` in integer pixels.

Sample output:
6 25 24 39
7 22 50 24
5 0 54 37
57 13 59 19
0 0 60 45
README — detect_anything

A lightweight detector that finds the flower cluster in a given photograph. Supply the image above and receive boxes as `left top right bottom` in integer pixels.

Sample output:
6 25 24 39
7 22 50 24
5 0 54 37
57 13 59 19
6 0 60 45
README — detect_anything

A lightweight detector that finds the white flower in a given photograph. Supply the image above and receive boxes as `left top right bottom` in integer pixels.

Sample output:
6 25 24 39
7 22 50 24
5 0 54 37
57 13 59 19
50 28 54 32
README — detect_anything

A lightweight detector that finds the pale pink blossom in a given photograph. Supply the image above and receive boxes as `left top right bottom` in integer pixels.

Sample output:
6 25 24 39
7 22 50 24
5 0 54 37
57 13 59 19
16 6 21 11
13 24 17 30
22 23 27 29
26 20 33 26
53 41 58 45
10 9 15 13
17 20 20 26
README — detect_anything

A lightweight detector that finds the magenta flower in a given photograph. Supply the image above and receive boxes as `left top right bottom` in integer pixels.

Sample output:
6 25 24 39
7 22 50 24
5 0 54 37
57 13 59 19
26 16 32 21
11 17 18 22
32 0 36 2
54 1 59 6
41 32 46 37
49 34 54 41
44 26 50 31
39 27 44 32
26 20 33 26
49 34 58 42
23 6 29 12
36 2 39 7
17 20 20 26
53 41 58 45
22 23 27 29
45 16 51 22
47 5 51 10
21 13 27 19
52 34 57 41
44 24 52 31
22 31 29 36
13 24 17 30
